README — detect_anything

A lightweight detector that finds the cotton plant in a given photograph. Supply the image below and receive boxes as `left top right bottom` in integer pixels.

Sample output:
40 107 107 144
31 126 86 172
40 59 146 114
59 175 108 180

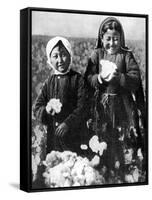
122 145 145 183
124 148 134 165
80 135 107 174
81 135 107 156
32 116 145 186
42 151 105 187
32 155 38 182
125 166 141 183
137 148 144 162
90 155 100 167
32 123 47 182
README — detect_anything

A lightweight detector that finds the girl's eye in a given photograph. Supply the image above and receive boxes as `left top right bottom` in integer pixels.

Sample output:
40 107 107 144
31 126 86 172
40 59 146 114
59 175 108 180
106 37 111 41
114 37 119 41
105 37 119 42
52 54 58 58
62 53 66 58
60 51 66 56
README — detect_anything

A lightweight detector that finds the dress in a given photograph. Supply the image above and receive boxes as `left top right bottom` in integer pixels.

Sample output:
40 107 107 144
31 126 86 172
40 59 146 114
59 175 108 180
84 48 145 169
33 69 87 154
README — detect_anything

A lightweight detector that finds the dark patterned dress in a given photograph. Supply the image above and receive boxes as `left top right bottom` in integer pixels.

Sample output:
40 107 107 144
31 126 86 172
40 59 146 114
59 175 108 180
33 69 87 154
85 48 145 171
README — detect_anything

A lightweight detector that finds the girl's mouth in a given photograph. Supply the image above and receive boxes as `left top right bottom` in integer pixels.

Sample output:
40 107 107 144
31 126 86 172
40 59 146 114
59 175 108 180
58 64 64 68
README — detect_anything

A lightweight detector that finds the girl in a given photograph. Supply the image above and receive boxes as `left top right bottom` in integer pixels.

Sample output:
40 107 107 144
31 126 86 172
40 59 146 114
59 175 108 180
85 17 145 176
33 36 87 154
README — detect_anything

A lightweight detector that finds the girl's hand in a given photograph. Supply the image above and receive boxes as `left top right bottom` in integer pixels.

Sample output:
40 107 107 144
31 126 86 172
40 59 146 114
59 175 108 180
55 122 69 137
99 69 119 82
109 70 120 83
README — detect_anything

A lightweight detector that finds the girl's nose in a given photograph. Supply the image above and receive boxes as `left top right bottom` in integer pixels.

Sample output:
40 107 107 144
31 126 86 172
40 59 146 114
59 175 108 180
109 39 114 46
58 55 63 63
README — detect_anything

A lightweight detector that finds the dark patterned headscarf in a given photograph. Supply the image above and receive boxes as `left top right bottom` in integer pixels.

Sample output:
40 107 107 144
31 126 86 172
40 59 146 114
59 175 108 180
96 17 127 50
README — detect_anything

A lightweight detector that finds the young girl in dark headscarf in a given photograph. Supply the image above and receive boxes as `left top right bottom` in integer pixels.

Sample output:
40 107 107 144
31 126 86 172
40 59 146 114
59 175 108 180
85 17 145 179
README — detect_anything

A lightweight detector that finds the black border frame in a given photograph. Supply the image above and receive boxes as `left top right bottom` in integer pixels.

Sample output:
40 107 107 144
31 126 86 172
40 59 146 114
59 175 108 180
20 7 149 192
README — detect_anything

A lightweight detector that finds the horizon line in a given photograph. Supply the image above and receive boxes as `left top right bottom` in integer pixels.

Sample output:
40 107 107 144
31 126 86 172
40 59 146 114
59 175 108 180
32 34 145 42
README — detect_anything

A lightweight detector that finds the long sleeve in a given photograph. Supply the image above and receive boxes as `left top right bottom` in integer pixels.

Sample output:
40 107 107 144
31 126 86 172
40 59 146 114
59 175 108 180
84 50 101 89
119 51 141 92
33 80 50 125
64 75 86 130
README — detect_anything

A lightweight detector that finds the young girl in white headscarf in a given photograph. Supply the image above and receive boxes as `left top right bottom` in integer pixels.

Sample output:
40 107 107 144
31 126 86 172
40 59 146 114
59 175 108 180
33 36 87 154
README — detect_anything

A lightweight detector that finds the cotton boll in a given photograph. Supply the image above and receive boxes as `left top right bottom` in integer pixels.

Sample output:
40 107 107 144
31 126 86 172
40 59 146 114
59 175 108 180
61 151 77 162
53 99 62 113
45 151 61 167
62 171 70 178
137 148 143 161
90 155 100 167
71 157 89 183
44 163 70 187
80 144 88 150
73 174 85 186
46 102 51 110
88 135 107 156
64 178 72 187
80 157 90 166
89 135 99 153
43 172 51 186
35 154 41 165
48 164 66 187
72 182 81 186
45 151 56 163
84 166 96 185
54 101 62 113
115 161 120 169
71 161 85 176
77 175 85 186
132 168 140 182
101 141 107 150
42 161 47 166
100 60 117 81
124 148 134 165
47 98 62 114
36 146 41 153
125 174 134 183
32 155 38 181
64 158 75 169
61 166 71 182
98 142 107 156
100 60 117 74
61 165 70 173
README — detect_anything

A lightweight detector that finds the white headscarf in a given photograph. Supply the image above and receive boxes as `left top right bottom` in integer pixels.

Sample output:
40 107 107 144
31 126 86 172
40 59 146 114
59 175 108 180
46 36 72 75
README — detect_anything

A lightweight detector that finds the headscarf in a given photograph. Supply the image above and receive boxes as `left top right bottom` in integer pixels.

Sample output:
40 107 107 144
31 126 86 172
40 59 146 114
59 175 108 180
46 36 72 75
96 17 127 50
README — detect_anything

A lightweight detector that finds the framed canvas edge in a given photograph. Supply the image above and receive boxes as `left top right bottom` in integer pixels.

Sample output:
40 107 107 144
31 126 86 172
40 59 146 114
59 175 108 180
20 7 149 192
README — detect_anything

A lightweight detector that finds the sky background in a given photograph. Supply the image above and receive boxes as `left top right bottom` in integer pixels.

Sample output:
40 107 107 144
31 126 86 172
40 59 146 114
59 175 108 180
32 11 146 41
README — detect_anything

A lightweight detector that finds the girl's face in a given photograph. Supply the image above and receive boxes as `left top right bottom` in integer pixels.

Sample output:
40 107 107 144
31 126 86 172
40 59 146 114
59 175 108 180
50 42 71 73
101 29 121 54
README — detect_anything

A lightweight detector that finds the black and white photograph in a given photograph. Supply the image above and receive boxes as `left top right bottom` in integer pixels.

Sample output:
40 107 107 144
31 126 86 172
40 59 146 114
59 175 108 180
20 7 148 192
